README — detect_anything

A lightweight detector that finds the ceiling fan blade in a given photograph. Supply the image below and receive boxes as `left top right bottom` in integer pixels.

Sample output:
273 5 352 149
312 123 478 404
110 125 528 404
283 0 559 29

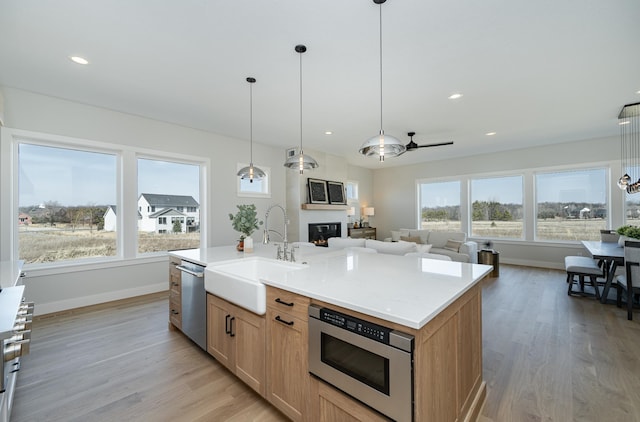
415 141 454 148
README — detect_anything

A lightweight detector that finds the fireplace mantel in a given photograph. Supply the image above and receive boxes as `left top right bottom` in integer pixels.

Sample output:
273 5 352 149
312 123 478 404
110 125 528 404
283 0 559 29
301 204 349 211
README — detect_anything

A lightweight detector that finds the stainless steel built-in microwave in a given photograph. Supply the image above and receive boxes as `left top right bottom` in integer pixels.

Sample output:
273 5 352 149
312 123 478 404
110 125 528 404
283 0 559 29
308 304 415 421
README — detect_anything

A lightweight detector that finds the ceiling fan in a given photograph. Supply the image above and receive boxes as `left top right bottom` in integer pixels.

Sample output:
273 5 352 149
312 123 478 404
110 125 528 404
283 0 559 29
403 131 454 153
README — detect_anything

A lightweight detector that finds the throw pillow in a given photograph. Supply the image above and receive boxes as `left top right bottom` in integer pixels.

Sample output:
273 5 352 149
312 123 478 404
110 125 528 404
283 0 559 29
365 239 418 255
416 244 433 253
400 235 423 244
443 239 463 252
391 230 402 242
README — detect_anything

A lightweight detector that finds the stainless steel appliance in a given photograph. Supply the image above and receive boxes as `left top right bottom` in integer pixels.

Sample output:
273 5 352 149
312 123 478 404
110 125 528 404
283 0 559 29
176 260 206 350
308 304 414 421
1 285 33 422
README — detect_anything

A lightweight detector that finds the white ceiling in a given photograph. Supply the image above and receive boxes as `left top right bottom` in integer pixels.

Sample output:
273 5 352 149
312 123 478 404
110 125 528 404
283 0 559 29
1 0 639 169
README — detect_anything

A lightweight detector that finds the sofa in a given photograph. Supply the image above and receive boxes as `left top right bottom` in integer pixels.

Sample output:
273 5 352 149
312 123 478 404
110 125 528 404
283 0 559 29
326 235 476 263
384 229 478 263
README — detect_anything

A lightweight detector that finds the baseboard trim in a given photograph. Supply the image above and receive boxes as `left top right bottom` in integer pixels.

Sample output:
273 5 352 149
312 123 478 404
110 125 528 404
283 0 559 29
34 282 167 316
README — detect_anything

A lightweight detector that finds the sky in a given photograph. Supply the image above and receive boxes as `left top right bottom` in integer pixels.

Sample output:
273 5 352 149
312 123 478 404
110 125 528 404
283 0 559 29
18 144 200 207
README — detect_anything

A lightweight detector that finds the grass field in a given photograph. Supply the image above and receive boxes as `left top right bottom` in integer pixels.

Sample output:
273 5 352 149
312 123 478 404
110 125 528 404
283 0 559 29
422 218 610 241
18 224 199 264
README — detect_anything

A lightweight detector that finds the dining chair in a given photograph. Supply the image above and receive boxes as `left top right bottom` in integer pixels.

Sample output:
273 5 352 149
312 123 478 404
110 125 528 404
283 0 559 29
616 240 640 320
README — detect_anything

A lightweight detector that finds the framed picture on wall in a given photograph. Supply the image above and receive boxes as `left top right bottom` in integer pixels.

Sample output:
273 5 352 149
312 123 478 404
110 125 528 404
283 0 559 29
308 178 328 204
327 181 346 205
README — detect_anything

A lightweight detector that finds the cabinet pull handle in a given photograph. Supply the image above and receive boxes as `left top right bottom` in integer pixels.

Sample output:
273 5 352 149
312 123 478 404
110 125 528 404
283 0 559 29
225 314 231 334
275 298 294 307
229 317 236 337
275 315 294 326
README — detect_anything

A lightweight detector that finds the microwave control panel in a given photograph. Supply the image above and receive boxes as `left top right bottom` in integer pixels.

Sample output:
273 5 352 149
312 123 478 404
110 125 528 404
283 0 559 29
319 308 391 344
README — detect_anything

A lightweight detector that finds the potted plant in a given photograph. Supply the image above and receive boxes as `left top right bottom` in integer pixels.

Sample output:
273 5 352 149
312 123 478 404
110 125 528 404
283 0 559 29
616 225 640 246
229 204 263 251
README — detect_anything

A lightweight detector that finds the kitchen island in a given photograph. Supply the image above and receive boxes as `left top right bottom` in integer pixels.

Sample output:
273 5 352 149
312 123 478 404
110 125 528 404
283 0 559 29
170 245 491 421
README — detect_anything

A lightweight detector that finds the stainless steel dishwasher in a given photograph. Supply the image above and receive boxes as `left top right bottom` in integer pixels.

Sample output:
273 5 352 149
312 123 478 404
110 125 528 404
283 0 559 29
176 260 206 350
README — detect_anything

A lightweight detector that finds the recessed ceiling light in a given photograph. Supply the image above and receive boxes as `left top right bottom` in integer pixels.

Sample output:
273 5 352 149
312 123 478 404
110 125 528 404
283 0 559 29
325 131 333 135
69 56 89 65
448 93 463 100
620 120 630 125
485 132 496 136
636 90 640 94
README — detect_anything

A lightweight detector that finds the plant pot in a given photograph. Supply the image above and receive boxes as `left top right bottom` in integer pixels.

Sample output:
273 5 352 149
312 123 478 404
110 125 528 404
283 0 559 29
619 235 629 247
244 236 254 253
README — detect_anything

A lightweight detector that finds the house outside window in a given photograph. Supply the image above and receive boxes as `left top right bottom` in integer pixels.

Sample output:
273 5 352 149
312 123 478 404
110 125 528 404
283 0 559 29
137 157 201 253
418 180 461 231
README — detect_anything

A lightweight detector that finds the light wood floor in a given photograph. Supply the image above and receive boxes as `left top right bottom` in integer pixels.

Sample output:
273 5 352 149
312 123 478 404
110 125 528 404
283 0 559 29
11 264 640 422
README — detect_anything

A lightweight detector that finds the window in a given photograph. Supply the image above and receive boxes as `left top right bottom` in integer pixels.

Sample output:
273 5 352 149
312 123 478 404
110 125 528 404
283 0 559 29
237 163 271 198
418 180 461 231
18 143 117 264
346 181 359 201
471 175 523 239
138 158 201 253
535 168 607 241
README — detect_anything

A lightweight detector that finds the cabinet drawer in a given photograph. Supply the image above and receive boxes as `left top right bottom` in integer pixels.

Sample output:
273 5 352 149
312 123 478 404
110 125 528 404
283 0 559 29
266 287 310 321
169 297 181 328
169 274 181 295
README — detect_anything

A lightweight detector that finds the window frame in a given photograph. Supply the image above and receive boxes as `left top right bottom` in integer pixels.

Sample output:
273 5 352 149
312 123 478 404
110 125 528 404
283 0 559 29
1 127 209 268
346 181 359 201
236 162 271 198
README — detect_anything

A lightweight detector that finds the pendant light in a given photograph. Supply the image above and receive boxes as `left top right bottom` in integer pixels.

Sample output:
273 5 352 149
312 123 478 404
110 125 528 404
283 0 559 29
284 44 319 174
359 0 405 162
237 77 266 183
617 102 640 193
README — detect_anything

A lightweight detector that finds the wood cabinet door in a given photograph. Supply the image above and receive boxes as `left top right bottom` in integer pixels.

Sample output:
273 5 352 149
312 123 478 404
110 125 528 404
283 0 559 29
233 307 266 397
207 294 233 369
169 258 182 329
266 308 309 421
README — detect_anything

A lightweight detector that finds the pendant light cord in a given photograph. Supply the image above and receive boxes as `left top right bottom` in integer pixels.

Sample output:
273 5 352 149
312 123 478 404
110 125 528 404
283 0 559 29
249 81 254 163
299 49 304 153
379 2 383 132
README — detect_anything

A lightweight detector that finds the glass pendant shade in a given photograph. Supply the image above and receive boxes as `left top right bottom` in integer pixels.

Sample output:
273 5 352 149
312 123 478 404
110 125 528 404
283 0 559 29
237 163 266 182
237 76 265 183
284 150 319 173
359 130 406 161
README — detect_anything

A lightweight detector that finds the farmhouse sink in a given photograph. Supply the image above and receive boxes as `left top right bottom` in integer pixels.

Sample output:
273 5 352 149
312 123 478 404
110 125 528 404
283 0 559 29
204 257 306 315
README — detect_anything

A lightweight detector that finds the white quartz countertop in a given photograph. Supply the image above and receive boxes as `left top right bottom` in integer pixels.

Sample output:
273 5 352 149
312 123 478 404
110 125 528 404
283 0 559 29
170 245 492 329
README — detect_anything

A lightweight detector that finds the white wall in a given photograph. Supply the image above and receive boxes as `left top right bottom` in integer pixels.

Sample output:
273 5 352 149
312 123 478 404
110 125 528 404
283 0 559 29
0 87 288 314
372 136 625 269
347 165 374 229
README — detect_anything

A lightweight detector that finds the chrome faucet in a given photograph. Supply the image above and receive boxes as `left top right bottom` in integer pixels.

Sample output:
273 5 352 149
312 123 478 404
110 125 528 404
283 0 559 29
263 204 290 260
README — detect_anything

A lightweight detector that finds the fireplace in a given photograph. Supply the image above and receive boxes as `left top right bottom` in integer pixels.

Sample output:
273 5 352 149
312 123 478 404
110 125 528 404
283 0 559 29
308 222 341 247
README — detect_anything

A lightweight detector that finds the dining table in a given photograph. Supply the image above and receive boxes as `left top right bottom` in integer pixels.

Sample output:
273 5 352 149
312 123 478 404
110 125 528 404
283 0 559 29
581 240 625 303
